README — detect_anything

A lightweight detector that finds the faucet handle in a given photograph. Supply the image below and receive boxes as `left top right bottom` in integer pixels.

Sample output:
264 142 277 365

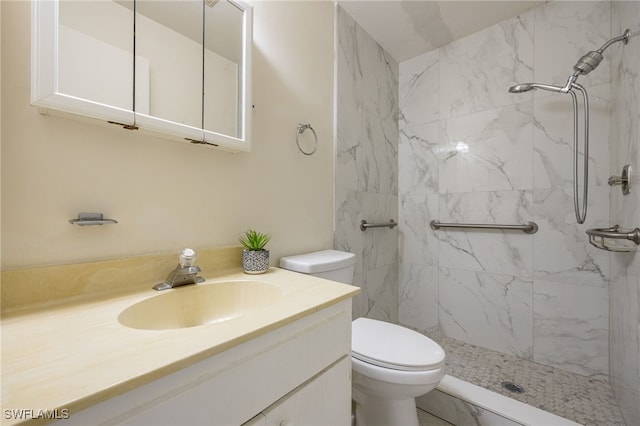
179 248 197 267
185 265 201 275
608 164 631 195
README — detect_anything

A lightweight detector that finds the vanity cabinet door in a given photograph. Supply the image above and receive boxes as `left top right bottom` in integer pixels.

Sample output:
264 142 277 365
262 357 352 426
32 0 135 125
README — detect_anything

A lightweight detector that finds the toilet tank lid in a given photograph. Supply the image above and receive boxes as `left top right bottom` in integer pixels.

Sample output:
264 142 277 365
279 249 356 273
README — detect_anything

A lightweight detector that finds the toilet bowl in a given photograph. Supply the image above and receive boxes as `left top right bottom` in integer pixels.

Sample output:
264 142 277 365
351 317 445 426
279 250 446 426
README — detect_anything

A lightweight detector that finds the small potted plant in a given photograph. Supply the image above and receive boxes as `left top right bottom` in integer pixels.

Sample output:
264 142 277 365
239 229 271 274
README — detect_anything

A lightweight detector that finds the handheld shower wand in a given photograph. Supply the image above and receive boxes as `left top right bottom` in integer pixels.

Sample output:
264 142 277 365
508 29 631 224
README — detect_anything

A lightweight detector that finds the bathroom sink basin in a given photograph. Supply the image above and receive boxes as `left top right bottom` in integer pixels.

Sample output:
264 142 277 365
118 281 282 330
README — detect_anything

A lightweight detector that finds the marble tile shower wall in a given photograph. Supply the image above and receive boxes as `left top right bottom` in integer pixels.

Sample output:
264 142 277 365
335 6 399 321
610 2 640 425
398 1 612 378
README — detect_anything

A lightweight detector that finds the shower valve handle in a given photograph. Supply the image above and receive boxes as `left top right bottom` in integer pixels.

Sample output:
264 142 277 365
608 165 631 196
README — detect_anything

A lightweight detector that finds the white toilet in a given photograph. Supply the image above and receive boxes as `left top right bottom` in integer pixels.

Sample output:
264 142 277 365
279 250 446 426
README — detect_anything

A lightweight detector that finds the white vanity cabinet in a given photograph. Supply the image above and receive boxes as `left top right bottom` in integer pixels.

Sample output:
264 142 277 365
243 357 350 426
57 300 352 425
261 357 351 426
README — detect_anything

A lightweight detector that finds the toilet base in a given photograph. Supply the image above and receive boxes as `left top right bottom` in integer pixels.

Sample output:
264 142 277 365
353 390 419 426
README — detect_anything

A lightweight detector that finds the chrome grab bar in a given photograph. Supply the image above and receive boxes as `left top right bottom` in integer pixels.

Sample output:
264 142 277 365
429 220 538 234
360 219 397 232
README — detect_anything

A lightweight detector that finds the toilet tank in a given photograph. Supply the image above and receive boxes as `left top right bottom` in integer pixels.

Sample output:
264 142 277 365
279 250 356 285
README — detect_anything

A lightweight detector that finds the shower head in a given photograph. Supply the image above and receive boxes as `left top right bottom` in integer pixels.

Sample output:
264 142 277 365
508 82 565 94
508 83 535 93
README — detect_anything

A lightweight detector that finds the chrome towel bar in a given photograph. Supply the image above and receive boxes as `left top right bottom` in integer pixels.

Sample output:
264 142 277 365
360 219 397 232
430 220 538 234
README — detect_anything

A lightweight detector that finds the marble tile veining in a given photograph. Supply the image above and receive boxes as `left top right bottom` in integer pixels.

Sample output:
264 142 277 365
399 193 438 267
609 2 640 425
438 268 533 359
439 102 534 194
336 6 399 323
399 263 438 331
336 6 398 195
533 280 609 378
439 12 534 119
399 121 440 197
335 188 399 321
400 50 439 126
533 185 610 287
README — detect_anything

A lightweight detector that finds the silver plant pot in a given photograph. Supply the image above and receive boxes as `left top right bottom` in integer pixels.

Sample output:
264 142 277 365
242 249 269 274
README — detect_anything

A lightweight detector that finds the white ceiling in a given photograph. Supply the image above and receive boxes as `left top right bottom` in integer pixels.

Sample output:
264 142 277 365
338 1 545 62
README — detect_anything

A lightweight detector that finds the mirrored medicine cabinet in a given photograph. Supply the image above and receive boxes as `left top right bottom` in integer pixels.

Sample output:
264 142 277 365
31 0 252 152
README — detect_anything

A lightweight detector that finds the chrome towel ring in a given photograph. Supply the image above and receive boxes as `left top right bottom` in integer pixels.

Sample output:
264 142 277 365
296 123 318 156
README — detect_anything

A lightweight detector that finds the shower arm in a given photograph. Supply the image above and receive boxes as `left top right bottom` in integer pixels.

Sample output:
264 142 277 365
597 29 631 54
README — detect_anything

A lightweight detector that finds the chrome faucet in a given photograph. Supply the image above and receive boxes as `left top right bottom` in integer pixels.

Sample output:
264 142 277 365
153 248 205 291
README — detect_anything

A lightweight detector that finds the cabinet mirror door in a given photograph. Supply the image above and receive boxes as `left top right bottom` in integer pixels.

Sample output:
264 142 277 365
32 0 135 124
133 0 205 141
133 0 252 149
202 0 251 148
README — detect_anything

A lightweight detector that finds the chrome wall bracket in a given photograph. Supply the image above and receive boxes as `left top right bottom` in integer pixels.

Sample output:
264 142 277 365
608 164 631 195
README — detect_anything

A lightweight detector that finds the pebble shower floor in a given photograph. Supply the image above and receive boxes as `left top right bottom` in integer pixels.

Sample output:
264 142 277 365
428 335 626 426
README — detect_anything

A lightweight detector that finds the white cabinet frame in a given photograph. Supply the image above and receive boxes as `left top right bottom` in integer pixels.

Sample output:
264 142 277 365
31 0 253 153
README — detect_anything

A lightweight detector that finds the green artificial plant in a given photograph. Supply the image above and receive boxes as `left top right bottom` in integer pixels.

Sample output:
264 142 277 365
239 229 271 251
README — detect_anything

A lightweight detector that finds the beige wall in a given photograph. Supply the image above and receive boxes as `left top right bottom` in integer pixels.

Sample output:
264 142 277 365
1 1 335 269
0 1 2 273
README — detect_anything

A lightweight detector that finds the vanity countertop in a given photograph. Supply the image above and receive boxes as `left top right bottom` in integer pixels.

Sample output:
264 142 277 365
1 267 359 425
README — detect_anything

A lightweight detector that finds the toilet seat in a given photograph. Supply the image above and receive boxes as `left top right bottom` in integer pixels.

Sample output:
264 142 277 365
352 318 445 372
